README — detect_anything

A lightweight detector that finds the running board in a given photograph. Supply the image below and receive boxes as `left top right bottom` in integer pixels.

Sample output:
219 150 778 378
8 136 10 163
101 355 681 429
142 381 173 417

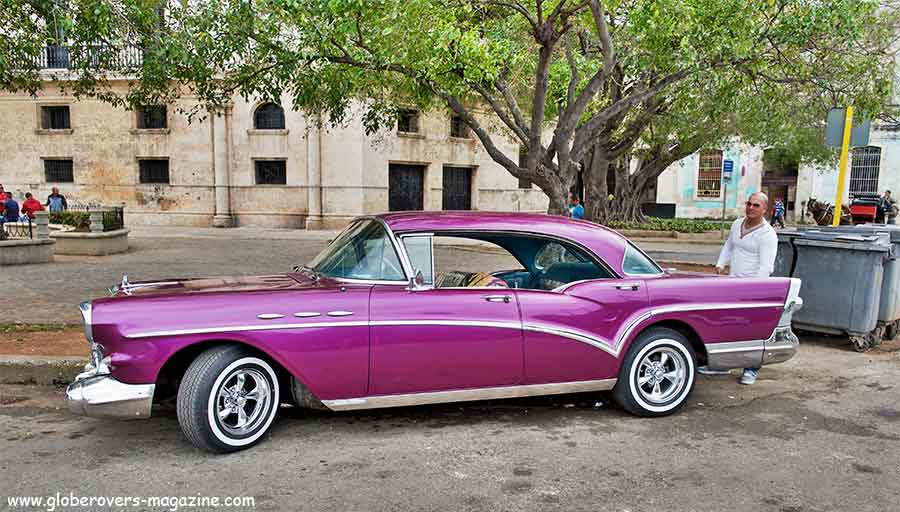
321 379 618 411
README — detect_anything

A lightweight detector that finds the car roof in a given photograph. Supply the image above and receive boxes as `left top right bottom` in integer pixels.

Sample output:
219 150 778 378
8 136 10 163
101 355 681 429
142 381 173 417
373 211 630 274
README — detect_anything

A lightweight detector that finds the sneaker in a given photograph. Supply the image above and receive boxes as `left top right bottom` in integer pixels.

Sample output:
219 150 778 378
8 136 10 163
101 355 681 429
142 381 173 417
698 366 731 375
739 369 759 385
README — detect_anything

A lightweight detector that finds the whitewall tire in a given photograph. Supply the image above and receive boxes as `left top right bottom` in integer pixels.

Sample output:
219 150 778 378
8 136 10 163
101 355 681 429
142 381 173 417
177 346 280 453
613 327 696 417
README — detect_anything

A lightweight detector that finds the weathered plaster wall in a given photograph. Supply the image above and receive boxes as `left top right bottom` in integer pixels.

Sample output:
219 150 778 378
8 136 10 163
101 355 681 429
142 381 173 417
0 84 547 229
655 142 764 219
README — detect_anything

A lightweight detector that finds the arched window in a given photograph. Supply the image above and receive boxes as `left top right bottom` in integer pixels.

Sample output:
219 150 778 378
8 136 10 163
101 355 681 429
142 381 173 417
849 146 881 195
253 103 285 130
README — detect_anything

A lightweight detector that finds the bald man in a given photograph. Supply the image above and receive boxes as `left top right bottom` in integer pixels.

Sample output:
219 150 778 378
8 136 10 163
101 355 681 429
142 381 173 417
713 192 778 385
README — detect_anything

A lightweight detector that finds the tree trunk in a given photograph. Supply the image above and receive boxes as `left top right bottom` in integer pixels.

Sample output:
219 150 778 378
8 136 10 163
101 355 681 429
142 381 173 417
582 143 612 223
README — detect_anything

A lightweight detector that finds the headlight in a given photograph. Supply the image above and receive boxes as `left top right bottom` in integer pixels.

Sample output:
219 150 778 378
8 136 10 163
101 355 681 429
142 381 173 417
79 301 93 343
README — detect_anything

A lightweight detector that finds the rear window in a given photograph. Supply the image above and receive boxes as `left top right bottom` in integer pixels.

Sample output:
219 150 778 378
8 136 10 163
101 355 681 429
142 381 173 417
622 244 661 275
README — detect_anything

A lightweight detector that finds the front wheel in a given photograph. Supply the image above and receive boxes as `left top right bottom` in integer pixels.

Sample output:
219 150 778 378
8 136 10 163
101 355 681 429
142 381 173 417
177 346 281 453
613 327 696 417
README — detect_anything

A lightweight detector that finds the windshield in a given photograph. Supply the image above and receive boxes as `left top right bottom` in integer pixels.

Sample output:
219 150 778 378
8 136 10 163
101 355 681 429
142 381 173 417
309 220 406 281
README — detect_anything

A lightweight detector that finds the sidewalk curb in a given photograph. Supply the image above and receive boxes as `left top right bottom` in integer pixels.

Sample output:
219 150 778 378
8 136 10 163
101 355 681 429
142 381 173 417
0 356 86 386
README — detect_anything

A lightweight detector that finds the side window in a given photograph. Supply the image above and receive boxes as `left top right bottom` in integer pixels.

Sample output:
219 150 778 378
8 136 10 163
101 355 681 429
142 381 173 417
402 236 434 285
531 241 611 290
534 242 581 270
622 243 662 275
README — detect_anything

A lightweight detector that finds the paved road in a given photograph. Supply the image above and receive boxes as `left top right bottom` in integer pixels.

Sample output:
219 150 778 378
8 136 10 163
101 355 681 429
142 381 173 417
1 338 898 512
2 232 718 325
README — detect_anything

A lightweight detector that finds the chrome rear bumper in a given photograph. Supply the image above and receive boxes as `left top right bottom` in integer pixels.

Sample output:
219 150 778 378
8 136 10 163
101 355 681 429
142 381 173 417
706 326 799 371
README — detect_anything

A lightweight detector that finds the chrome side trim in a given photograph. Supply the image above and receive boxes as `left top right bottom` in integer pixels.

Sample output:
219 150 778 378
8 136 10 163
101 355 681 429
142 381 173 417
321 379 618 411
613 302 784 350
257 313 285 320
294 312 321 318
369 319 521 330
522 323 615 355
327 311 354 317
124 321 371 339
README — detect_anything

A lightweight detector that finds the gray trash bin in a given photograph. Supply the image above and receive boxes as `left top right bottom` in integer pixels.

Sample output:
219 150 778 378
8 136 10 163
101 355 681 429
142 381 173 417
787 231 892 351
774 230 804 278
800 225 900 336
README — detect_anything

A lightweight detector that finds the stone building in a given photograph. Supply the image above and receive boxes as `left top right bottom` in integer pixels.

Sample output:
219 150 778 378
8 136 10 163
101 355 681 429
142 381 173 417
0 80 548 229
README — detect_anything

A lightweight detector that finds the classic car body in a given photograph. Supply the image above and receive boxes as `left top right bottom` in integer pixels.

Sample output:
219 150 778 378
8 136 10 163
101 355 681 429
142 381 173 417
68 212 802 452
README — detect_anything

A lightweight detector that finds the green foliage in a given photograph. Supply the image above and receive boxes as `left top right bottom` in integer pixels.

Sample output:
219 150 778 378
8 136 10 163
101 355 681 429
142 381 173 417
607 217 726 233
1 0 897 219
49 211 90 231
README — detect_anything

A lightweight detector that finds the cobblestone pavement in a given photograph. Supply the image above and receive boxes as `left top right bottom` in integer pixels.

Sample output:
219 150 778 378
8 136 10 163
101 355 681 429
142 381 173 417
1 228 719 325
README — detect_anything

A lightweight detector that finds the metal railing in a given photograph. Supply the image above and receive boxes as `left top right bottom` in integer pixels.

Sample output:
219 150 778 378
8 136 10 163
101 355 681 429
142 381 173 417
33 44 144 70
1 218 34 240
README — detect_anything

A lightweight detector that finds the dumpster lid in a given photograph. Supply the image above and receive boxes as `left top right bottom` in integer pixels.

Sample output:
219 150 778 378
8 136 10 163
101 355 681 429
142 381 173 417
793 232 892 252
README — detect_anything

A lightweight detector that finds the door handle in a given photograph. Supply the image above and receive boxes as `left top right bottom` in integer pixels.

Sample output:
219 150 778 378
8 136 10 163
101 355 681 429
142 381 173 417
483 295 512 303
614 283 641 291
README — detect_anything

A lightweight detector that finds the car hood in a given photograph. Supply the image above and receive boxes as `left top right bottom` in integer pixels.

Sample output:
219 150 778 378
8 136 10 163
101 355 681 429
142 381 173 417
108 271 328 298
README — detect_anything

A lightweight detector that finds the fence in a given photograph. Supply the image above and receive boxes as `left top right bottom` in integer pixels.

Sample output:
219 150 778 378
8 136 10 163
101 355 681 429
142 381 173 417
32 44 144 70
1 218 34 240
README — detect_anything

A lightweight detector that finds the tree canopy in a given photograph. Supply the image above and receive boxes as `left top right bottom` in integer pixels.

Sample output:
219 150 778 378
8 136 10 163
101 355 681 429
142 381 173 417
2 0 897 220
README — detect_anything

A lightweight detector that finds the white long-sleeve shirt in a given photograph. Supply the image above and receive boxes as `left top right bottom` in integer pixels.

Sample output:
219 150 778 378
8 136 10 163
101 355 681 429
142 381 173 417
716 218 778 277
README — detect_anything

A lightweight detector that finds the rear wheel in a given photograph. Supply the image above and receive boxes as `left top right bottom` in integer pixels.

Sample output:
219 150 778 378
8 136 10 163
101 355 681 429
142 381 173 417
177 346 280 453
613 327 696 417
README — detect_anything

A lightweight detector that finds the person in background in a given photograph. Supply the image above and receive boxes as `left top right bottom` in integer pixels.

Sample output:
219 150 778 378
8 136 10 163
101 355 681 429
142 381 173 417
21 192 45 220
701 192 778 385
568 194 585 219
880 190 898 225
4 192 20 223
46 187 68 213
772 199 786 228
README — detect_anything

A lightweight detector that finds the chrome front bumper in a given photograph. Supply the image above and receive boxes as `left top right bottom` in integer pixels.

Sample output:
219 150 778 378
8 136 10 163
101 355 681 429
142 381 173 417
67 364 154 419
706 326 799 371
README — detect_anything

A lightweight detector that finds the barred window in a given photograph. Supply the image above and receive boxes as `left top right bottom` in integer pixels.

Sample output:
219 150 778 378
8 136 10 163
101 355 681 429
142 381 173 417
696 150 723 199
137 105 167 129
253 103 285 130
450 115 470 138
849 146 881 196
44 159 74 182
139 159 170 184
41 106 70 129
397 109 420 133
255 160 287 185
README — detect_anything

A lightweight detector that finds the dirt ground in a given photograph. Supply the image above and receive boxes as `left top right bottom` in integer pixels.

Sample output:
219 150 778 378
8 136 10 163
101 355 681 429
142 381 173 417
0 328 87 357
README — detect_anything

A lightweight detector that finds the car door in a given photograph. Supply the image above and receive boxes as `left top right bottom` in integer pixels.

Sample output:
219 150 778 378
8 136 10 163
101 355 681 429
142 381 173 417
369 234 523 395
369 285 524 395
514 241 651 384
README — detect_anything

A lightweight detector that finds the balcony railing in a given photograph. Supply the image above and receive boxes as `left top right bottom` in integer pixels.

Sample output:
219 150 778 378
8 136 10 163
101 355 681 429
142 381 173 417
33 44 144 70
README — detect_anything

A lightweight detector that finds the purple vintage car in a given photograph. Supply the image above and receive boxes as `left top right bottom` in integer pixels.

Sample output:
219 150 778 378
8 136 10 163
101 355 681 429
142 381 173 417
67 212 802 452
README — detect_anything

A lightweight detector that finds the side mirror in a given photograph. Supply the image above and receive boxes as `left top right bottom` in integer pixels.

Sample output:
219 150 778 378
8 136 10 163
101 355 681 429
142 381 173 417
408 269 427 291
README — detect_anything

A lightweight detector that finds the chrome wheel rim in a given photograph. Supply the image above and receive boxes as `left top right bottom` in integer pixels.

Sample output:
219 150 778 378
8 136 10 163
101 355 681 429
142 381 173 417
635 346 687 405
215 368 272 437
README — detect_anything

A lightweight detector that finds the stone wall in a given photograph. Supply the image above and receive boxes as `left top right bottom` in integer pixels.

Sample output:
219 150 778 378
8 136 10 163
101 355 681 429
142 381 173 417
0 82 549 229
